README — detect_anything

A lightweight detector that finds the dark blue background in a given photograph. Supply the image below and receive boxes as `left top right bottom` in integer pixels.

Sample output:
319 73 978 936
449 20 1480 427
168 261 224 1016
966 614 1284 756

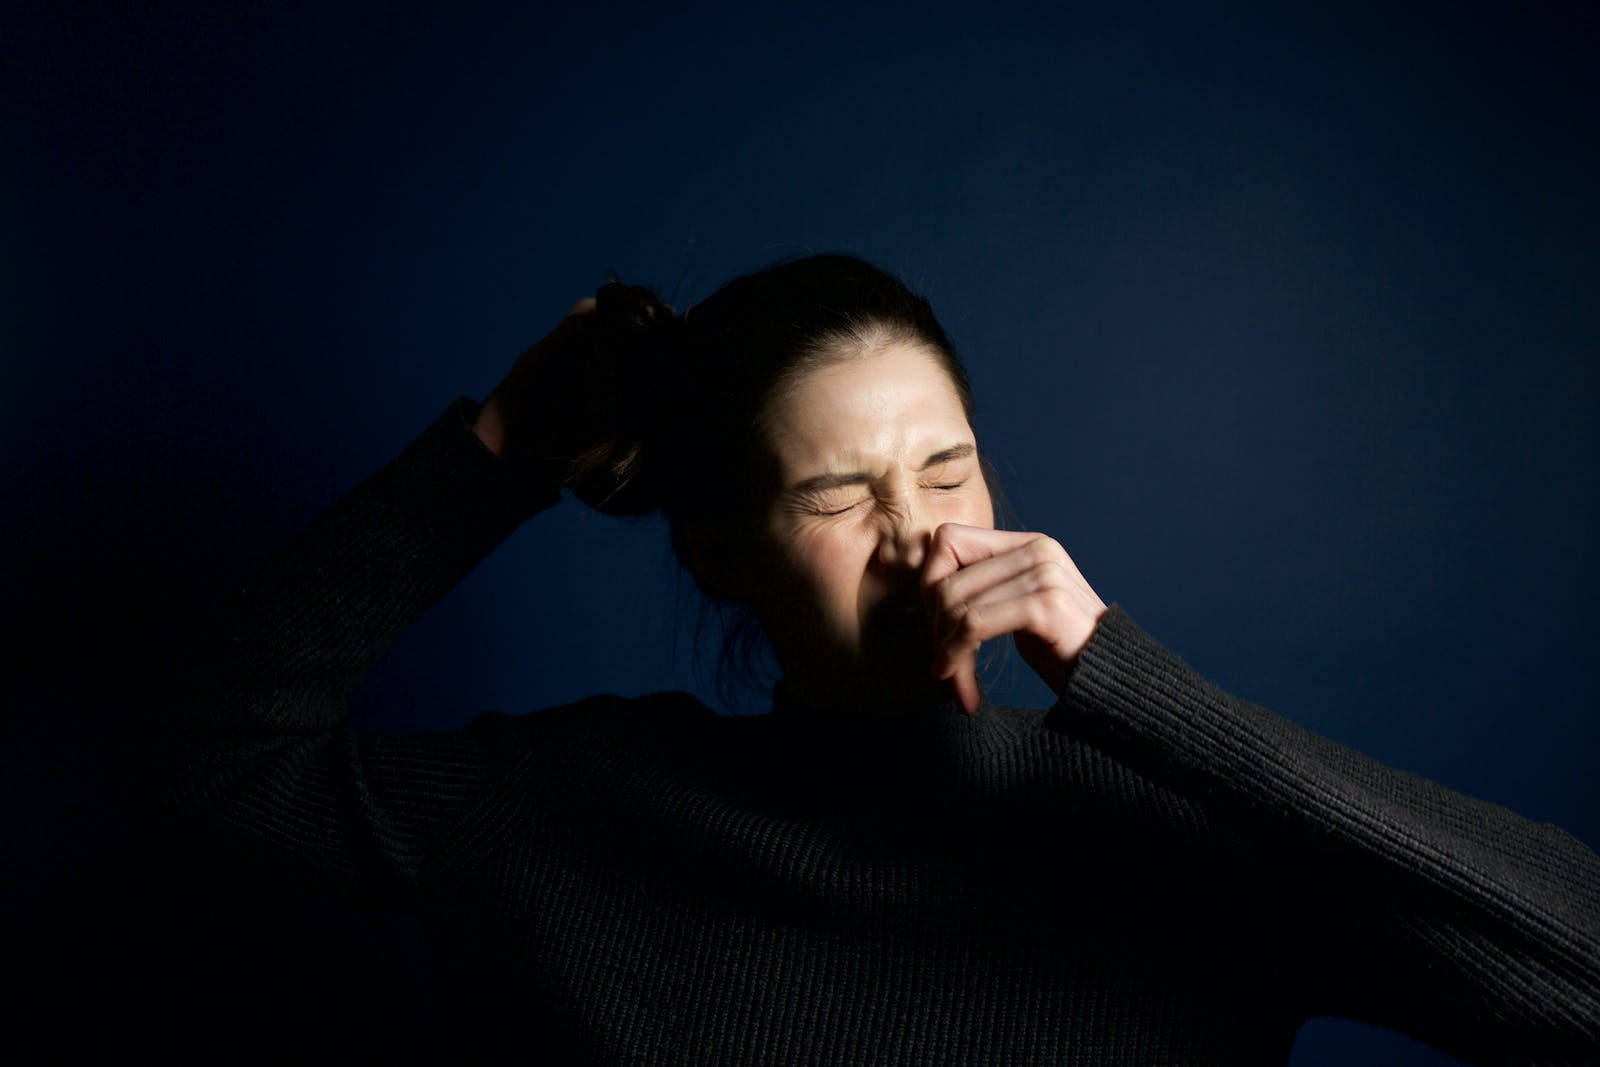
5 2 1595 1061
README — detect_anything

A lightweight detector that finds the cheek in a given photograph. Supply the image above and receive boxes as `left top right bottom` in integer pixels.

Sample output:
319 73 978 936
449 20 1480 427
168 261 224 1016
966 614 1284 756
960 480 996 529
790 531 873 614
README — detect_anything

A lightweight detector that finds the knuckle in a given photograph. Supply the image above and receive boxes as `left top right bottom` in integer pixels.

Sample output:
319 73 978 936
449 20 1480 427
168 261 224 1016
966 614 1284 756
953 601 982 638
1029 534 1062 562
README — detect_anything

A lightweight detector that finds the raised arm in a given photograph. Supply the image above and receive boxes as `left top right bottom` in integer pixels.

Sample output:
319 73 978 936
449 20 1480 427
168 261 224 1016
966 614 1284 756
1043 603 1600 1063
129 291 656 911
131 392 562 908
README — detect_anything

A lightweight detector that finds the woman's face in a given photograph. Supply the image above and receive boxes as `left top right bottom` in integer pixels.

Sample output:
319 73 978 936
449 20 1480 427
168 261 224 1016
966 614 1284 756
743 341 995 713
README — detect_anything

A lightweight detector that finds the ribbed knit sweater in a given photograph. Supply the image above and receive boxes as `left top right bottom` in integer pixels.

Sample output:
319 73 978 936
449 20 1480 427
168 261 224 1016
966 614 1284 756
143 396 1600 1065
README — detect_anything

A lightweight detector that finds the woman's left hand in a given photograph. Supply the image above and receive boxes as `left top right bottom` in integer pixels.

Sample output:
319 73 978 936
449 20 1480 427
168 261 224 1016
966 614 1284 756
920 524 1109 716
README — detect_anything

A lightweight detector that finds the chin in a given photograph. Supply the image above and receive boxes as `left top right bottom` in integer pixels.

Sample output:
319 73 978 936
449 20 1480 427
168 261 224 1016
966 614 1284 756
860 615 936 666
857 642 943 702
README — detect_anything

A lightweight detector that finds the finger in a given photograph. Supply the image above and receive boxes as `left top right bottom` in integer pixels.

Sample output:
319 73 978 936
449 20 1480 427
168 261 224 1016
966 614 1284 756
932 560 1066 643
920 524 1051 603
927 537 1063 625
933 594 1055 676
952 656 981 716
565 296 599 318
933 640 982 716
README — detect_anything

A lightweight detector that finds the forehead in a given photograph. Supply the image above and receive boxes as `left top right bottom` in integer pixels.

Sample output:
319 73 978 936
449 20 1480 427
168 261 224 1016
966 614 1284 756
760 343 972 476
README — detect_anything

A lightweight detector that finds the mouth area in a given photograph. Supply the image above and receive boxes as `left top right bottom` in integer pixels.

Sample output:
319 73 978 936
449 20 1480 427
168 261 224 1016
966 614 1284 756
864 597 936 653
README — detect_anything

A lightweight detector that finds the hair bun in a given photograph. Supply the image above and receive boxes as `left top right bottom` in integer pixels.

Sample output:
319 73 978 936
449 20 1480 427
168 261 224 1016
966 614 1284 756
591 279 685 412
594 280 679 332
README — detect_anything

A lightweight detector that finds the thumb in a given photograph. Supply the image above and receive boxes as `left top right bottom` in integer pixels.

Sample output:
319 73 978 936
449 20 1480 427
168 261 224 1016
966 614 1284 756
949 653 981 716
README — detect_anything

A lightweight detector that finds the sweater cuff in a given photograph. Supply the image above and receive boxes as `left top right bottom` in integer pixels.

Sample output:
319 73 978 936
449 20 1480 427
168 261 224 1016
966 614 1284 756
1043 603 1241 781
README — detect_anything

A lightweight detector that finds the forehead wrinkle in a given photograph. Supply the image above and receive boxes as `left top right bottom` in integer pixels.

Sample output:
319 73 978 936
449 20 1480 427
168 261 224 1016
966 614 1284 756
775 397 948 477
761 342 973 488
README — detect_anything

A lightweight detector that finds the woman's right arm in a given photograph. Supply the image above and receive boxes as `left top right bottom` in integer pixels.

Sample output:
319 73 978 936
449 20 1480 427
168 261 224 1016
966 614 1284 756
126 297 617 913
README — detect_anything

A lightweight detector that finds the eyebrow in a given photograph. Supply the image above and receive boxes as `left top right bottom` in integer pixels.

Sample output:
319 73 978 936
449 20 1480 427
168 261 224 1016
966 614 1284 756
787 443 977 495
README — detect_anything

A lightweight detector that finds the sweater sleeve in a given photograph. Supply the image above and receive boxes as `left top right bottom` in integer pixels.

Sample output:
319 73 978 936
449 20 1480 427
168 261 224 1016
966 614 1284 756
132 396 565 913
1041 603 1600 1064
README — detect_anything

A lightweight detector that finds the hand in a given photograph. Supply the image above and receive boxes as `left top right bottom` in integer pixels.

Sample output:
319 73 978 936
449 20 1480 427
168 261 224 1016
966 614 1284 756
477 283 680 513
920 524 1108 715
474 296 601 483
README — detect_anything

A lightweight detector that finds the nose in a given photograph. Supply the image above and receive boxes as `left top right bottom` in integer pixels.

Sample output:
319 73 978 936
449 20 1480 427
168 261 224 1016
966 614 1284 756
875 506 933 572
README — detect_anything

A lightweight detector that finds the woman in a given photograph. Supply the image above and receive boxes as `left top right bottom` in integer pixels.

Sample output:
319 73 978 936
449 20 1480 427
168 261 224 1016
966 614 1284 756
151 253 1598 1063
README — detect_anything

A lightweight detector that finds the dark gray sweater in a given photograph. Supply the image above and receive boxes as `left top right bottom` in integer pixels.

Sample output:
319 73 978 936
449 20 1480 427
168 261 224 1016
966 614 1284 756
144 396 1600 1064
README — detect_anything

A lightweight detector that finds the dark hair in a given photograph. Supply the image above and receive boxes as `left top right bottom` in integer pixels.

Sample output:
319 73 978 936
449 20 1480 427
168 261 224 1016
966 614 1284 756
580 252 1021 711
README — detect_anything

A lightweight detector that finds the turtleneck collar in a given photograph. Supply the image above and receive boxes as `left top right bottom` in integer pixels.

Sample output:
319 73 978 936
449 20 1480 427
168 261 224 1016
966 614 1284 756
763 673 1008 765
711 675 1018 822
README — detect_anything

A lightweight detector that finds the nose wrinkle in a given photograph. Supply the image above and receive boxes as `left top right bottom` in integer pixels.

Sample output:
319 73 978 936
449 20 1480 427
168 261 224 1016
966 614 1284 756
879 509 929 571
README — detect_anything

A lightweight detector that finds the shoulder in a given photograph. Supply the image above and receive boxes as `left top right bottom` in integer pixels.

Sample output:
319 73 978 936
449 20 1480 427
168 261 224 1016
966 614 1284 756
992 697 1267 857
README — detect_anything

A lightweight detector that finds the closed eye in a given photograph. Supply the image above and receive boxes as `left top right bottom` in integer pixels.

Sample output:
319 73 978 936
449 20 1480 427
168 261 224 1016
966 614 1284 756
815 480 966 515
